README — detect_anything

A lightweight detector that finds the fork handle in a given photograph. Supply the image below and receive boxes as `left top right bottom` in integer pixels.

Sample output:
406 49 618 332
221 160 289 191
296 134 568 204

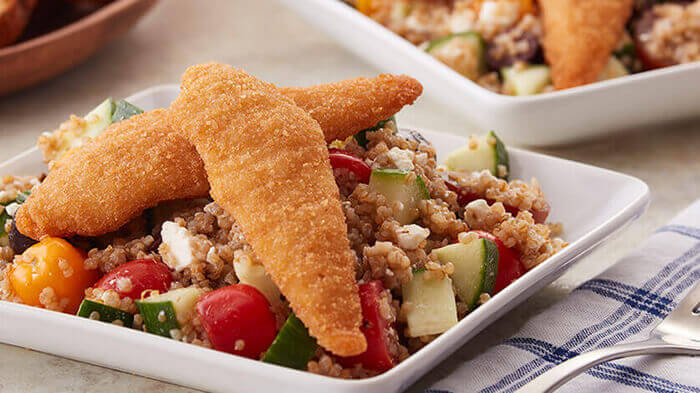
516 337 700 393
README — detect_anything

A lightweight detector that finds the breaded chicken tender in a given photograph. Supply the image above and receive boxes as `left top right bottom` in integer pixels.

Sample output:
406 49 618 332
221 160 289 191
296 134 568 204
280 74 422 142
540 0 633 89
15 110 209 240
169 63 366 357
22 74 422 240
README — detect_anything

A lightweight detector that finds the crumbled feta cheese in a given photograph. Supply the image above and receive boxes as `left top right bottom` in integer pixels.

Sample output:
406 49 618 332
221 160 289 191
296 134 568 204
449 7 477 33
396 224 430 250
159 221 198 271
478 0 520 35
387 147 415 171
4 202 19 217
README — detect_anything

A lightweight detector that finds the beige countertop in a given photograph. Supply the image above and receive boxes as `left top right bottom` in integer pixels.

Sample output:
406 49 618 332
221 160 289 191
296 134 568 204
0 1 698 392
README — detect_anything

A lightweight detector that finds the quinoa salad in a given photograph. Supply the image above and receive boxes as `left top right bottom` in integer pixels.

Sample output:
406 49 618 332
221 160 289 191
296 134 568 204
344 0 700 95
0 65 566 379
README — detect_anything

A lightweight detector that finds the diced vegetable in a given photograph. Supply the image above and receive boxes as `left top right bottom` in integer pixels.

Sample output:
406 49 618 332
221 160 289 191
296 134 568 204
426 32 486 81
501 65 551 96
369 169 430 225
598 56 629 81
401 270 458 337
233 254 281 305
434 238 498 310
8 221 37 254
143 287 204 323
444 132 509 179
263 313 317 370
328 148 372 183
135 298 179 338
136 287 205 337
94 259 172 300
0 190 31 244
111 99 144 123
77 299 134 326
9 237 98 313
471 231 524 293
338 281 398 372
196 284 277 359
354 116 397 148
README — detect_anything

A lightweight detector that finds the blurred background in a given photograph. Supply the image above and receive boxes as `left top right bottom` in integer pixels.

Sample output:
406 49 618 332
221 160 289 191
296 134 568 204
0 1 698 392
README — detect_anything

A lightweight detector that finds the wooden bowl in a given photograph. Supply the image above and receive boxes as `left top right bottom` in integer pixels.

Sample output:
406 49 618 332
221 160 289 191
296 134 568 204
0 0 157 97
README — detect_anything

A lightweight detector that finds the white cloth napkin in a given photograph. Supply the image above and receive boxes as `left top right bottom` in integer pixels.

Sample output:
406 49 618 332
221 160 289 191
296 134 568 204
425 200 700 393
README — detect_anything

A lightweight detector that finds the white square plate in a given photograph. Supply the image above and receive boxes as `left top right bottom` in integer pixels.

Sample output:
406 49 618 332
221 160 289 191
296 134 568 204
0 85 649 393
275 0 700 146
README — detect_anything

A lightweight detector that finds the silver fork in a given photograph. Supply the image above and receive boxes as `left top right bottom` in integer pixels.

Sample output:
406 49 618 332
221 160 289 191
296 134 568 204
516 282 700 393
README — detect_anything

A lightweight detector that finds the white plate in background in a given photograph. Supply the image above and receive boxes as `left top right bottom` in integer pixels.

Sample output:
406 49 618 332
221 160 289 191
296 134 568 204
275 0 700 146
0 85 649 393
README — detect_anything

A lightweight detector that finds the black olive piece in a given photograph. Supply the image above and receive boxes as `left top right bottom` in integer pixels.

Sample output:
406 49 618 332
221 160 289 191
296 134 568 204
8 221 38 254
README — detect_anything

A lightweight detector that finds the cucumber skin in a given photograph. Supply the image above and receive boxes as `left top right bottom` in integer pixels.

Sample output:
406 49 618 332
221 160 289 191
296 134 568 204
490 131 509 180
354 116 397 148
77 299 134 327
481 239 499 296
112 100 144 123
464 238 499 309
262 313 317 370
135 300 180 338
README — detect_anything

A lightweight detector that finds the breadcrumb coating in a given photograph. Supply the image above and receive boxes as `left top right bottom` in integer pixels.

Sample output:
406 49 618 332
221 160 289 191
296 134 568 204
280 74 423 143
15 109 210 240
25 75 423 240
168 63 366 357
540 0 633 89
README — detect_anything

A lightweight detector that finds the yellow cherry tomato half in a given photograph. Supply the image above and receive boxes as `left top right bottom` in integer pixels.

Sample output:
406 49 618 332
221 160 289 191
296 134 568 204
9 237 98 313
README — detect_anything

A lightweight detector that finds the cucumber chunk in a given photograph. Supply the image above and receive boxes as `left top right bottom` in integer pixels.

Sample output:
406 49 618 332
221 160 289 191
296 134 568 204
354 116 397 148
402 270 458 337
599 56 629 81
135 300 179 337
434 238 498 310
111 99 144 123
263 313 318 370
501 65 551 96
136 287 204 337
78 98 115 143
444 131 509 178
369 169 430 224
77 299 134 326
426 32 486 81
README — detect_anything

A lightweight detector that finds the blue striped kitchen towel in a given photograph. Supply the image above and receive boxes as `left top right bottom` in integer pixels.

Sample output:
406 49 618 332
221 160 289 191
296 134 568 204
426 199 700 393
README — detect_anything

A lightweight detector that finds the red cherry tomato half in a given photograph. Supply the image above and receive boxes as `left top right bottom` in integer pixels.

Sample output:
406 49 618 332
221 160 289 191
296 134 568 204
328 148 371 183
445 181 549 223
338 280 398 372
196 284 277 359
94 259 172 300
472 231 524 294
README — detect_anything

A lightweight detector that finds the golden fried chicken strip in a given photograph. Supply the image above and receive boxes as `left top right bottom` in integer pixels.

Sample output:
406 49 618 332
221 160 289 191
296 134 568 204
169 63 366 357
540 0 633 89
21 74 421 240
281 74 422 142
15 110 209 240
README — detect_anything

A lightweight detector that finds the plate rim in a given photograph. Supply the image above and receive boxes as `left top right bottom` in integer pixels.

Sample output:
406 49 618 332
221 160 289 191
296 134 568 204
0 85 651 391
